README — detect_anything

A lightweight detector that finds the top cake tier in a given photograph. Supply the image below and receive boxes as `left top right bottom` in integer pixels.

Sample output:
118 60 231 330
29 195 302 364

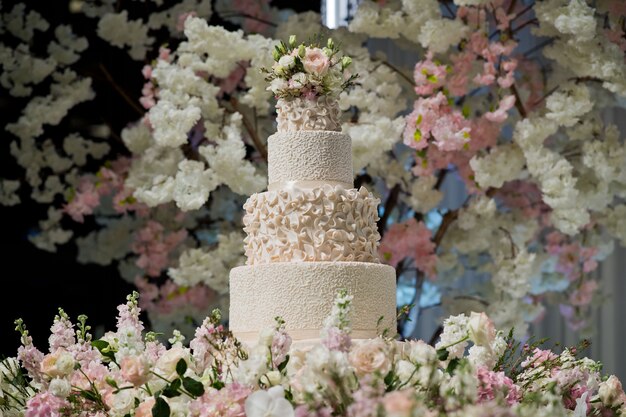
269 97 352 190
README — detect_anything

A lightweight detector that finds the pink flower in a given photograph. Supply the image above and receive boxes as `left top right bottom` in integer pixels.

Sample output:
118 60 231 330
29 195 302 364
322 326 352 352
131 221 187 277
497 59 518 88
569 280 598 307
495 7 515 31
63 177 101 223
349 338 391 377
476 367 520 405
521 348 558 368
382 390 415 416
413 52 447 96
189 383 251 417
303 47 330 75
176 11 197 32
135 397 155 417
25 392 69 417
379 218 437 278
271 329 292 368
485 95 516 123
141 65 152 79
121 355 149 386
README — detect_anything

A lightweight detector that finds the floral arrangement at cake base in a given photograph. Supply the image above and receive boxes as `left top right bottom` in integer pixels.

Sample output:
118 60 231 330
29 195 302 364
3 292 624 417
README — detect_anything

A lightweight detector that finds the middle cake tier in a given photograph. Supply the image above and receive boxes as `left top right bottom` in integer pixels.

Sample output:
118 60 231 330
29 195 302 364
243 184 382 265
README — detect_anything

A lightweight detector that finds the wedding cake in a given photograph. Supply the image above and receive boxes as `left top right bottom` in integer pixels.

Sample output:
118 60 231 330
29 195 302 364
229 38 396 345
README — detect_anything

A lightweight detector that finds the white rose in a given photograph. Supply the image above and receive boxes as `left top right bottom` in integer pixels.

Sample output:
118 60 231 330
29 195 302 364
289 72 307 87
155 347 189 380
395 360 417 384
245 386 294 417
49 378 71 398
268 78 288 92
405 340 437 363
467 312 496 347
278 55 295 68
599 375 625 407
105 388 136 416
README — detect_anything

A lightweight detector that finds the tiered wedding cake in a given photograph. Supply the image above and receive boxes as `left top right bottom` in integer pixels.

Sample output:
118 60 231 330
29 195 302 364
229 38 396 345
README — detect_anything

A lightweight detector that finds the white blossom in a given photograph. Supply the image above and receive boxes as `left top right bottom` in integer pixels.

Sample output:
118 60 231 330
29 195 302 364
0 180 20 206
404 175 443 213
545 83 593 127
173 160 217 211
470 143 526 189
97 11 154 60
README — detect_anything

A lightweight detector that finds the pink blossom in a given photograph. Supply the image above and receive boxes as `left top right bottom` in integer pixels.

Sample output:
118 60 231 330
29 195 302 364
63 177 101 223
413 52 447 96
295 406 333 417
495 7 515 31
447 51 473 96
131 221 187 277
158 47 171 62
605 28 626 52
271 329 292 368
219 63 247 96
473 62 497 86
48 315 75 352
140 81 156 109
476 367 520 405
232 0 271 34
18 344 45 383
379 218 437 278
189 383 251 417
497 59 518 88
485 95 516 123
176 11 197 32
141 65 152 79
430 113 471 151
569 280 598 307
521 348 558 368
322 326 352 352
25 392 69 417
382 390 416 415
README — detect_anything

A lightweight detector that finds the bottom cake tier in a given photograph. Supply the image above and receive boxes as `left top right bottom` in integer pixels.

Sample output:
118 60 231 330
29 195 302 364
229 261 397 345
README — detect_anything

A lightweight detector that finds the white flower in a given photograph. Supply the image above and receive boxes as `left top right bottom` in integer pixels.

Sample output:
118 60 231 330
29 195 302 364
492 248 536 299
405 175 443 213
245 386 295 417
469 143 526 189
435 314 469 360
545 83 593 127
599 375 625 407
49 378 71 398
268 77 288 92
97 11 154 60
278 54 295 68
417 19 468 54
154 346 190 380
173 160 217 211
467 312 496 347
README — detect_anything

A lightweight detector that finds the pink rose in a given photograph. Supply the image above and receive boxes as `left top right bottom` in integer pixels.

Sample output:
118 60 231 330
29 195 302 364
40 349 75 378
303 47 330 75
121 355 148 386
382 390 414 416
349 338 391 376
135 397 155 417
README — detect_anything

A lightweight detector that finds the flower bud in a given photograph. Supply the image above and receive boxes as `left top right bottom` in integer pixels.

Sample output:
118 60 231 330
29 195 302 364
288 35 296 47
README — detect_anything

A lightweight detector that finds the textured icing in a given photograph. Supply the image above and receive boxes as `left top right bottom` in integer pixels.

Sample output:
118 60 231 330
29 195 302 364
243 185 381 265
229 262 397 342
268 130 353 186
276 96 341 132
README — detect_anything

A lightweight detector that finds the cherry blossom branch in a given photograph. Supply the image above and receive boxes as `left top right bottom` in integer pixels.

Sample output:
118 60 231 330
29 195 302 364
218 12 278 27
378 60 416 86
377 184 401 237
98 64 145 116
229 97 268 162
510 83 528 118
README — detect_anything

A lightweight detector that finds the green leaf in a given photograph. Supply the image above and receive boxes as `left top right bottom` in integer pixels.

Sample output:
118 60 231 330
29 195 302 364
182 377 205 397
176 359 187 376
437 349 449 361
446 358 460 374
162 379 181 398
211 380 225 390
277 355 290 372
79 390 99 403
91 340 116 363
152 397 171 417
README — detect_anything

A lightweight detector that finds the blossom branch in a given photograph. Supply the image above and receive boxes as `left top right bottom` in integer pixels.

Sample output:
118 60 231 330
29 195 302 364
378 60 416 86
98 63 145 116
377 184 401 237
229 97 268 162
510 83 527 118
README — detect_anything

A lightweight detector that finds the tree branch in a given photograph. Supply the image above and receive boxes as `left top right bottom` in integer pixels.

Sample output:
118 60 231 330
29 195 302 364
379 60 415 87
229 97 268 162
99 63 144 116
510 83 527 118
378 184 401 237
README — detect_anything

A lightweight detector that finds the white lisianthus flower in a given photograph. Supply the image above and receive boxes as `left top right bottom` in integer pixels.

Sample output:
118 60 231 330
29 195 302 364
245 386 295 417
599 375 626 407
467 312 496 347
154 346 189 380
268 77 288 92
289 72 307 88
49 378 71 398
278 54 295 68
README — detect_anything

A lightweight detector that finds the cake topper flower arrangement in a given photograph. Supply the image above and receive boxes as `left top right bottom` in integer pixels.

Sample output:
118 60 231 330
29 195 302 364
263 35 358 100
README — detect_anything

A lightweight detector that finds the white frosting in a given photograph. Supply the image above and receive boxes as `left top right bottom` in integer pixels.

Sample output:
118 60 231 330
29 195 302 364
229 262 397 343
276 96 341 132
243 185 381 265
268 130 353 187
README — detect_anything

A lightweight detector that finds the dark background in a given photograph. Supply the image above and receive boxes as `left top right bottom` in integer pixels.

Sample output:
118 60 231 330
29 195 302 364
0 0 320 357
